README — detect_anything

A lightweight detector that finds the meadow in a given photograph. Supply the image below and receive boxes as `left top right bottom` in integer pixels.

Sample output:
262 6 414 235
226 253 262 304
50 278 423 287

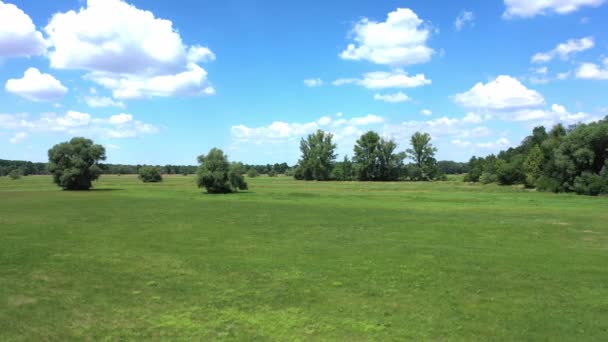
1 175 607 341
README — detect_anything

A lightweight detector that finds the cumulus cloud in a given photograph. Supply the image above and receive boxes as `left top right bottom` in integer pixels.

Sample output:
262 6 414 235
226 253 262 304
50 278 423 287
454 11 475 31
340 8 434 66
5 68 68 102
0 1 47 58
333 69 431 89
304 78 323 87
44 0 214 99
420 109 432 116
531 37 594 63
374 92 410 103
0 110 158 139
576 58 608 80
511 104 595 125
503 0 606 18
453 75 545 110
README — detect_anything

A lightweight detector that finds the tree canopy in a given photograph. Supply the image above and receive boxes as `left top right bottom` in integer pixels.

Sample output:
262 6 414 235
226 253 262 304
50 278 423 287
353 131 405 181
48 137 106 190
196 148 248 194
407 132 440 181
295 130 337 181
138 166 162 183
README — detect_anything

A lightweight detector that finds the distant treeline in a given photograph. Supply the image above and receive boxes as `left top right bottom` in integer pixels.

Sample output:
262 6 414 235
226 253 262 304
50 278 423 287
465 116 608 195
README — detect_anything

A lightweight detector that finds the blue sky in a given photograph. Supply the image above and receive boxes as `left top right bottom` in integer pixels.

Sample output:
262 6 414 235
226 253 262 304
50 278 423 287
1 0 607 165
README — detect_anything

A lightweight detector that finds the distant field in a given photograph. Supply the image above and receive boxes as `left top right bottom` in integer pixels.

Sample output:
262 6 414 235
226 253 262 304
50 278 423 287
1 175 607 340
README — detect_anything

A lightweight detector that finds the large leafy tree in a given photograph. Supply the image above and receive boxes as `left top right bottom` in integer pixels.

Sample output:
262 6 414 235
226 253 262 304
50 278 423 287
353 131 405 181
48 137 106 190
406 132 440 181
295 130 336 181
196 148 247 194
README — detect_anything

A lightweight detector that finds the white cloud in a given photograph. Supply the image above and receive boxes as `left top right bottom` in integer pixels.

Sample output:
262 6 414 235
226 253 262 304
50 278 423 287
576 58 608 80
531 37 594 63
454 11 475 31
9 132 27 144
108 113 133 124
453 75 545 110
374 92 410 103
340 8 434 66
475 138 511 149
511 104 595 125
304 78 323 87
420 109 432 116
44 0 214 99
334 69 431 89
0 110 158 139
503 0 606 18
86 63 215 99
5 68 68 102
0 1 47 58
85 96 125 108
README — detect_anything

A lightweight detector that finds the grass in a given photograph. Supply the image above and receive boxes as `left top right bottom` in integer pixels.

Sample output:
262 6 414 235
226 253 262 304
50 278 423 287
1 175 607 341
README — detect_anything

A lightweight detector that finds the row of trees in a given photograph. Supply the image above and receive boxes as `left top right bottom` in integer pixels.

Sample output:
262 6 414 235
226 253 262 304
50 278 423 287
293 130 444 181
45 137 247 193
465 117 608 195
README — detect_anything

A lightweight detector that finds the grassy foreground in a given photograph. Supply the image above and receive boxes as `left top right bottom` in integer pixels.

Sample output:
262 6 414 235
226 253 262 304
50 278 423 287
1 175 607 341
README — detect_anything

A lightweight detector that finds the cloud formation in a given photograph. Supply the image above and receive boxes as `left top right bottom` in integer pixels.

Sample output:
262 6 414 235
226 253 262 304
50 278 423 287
5 68 68 102
334 69 431 89
453 75 545 110
503 0 606 18
0 1 47 58
531 37 594 63
340 8 434 66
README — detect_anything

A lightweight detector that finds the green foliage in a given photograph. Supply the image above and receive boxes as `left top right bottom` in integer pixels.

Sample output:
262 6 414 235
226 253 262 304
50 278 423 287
406 132 441 181
331 156 354 181
47 137 106 190
196 148 247 193
8 168 23 180
247 168 259 178
466 118 608 195
524 145 543 187
138 166 162 183
352 131 405 181
267 169 277 177
295 130 337 181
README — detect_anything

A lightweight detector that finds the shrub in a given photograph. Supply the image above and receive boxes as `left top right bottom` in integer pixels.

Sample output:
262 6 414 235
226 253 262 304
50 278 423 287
267 170 277 177
196 148 247 194
8 168 23 180
138 166 162 183
247 168 259 178
48 137 106 190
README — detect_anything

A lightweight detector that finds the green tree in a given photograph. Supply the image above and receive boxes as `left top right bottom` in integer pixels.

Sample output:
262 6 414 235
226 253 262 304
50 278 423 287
48 137 106 190
524 145 543 188
8 168 23 180
138 166 162 183
353 131 405 181
407 132 440 181
196 148 247 194
247 168 259 178
331 156 354 181
295 130 336 181
267 169 278 177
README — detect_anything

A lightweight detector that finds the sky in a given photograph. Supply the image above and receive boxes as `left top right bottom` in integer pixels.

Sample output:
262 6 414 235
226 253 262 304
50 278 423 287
1 0 607 165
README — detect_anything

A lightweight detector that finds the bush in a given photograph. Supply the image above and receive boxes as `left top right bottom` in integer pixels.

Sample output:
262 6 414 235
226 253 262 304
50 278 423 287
573 172 608 196
138 166 162 183
480 171 497 184
196 148 247 194
267 170 277 177
8 168 23 180
247 168 259 178
48 137 106 190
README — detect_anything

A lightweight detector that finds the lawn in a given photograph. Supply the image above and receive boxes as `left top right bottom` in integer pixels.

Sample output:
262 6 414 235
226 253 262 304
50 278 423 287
1 175 607 341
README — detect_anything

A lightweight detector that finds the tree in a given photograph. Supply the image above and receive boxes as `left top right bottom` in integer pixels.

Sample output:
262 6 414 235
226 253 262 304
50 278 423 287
196 148 247 193
524 145 543 187
138 166 162 183
353 131 405 181
8 168 23 180
267 169 277 177
48 137 106 190
407 132 440 181
331 156 354 181
295 130 337 181
247 168 259 178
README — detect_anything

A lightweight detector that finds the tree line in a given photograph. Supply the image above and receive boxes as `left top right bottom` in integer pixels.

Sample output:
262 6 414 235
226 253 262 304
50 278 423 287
464 116 608 195
293 130 445 181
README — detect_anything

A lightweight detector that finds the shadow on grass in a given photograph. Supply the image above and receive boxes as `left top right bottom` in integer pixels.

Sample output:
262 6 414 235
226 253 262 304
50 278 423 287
201 191 254 196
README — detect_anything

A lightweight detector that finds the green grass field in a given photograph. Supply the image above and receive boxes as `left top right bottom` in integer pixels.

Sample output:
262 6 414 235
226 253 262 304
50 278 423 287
1 175 607 341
